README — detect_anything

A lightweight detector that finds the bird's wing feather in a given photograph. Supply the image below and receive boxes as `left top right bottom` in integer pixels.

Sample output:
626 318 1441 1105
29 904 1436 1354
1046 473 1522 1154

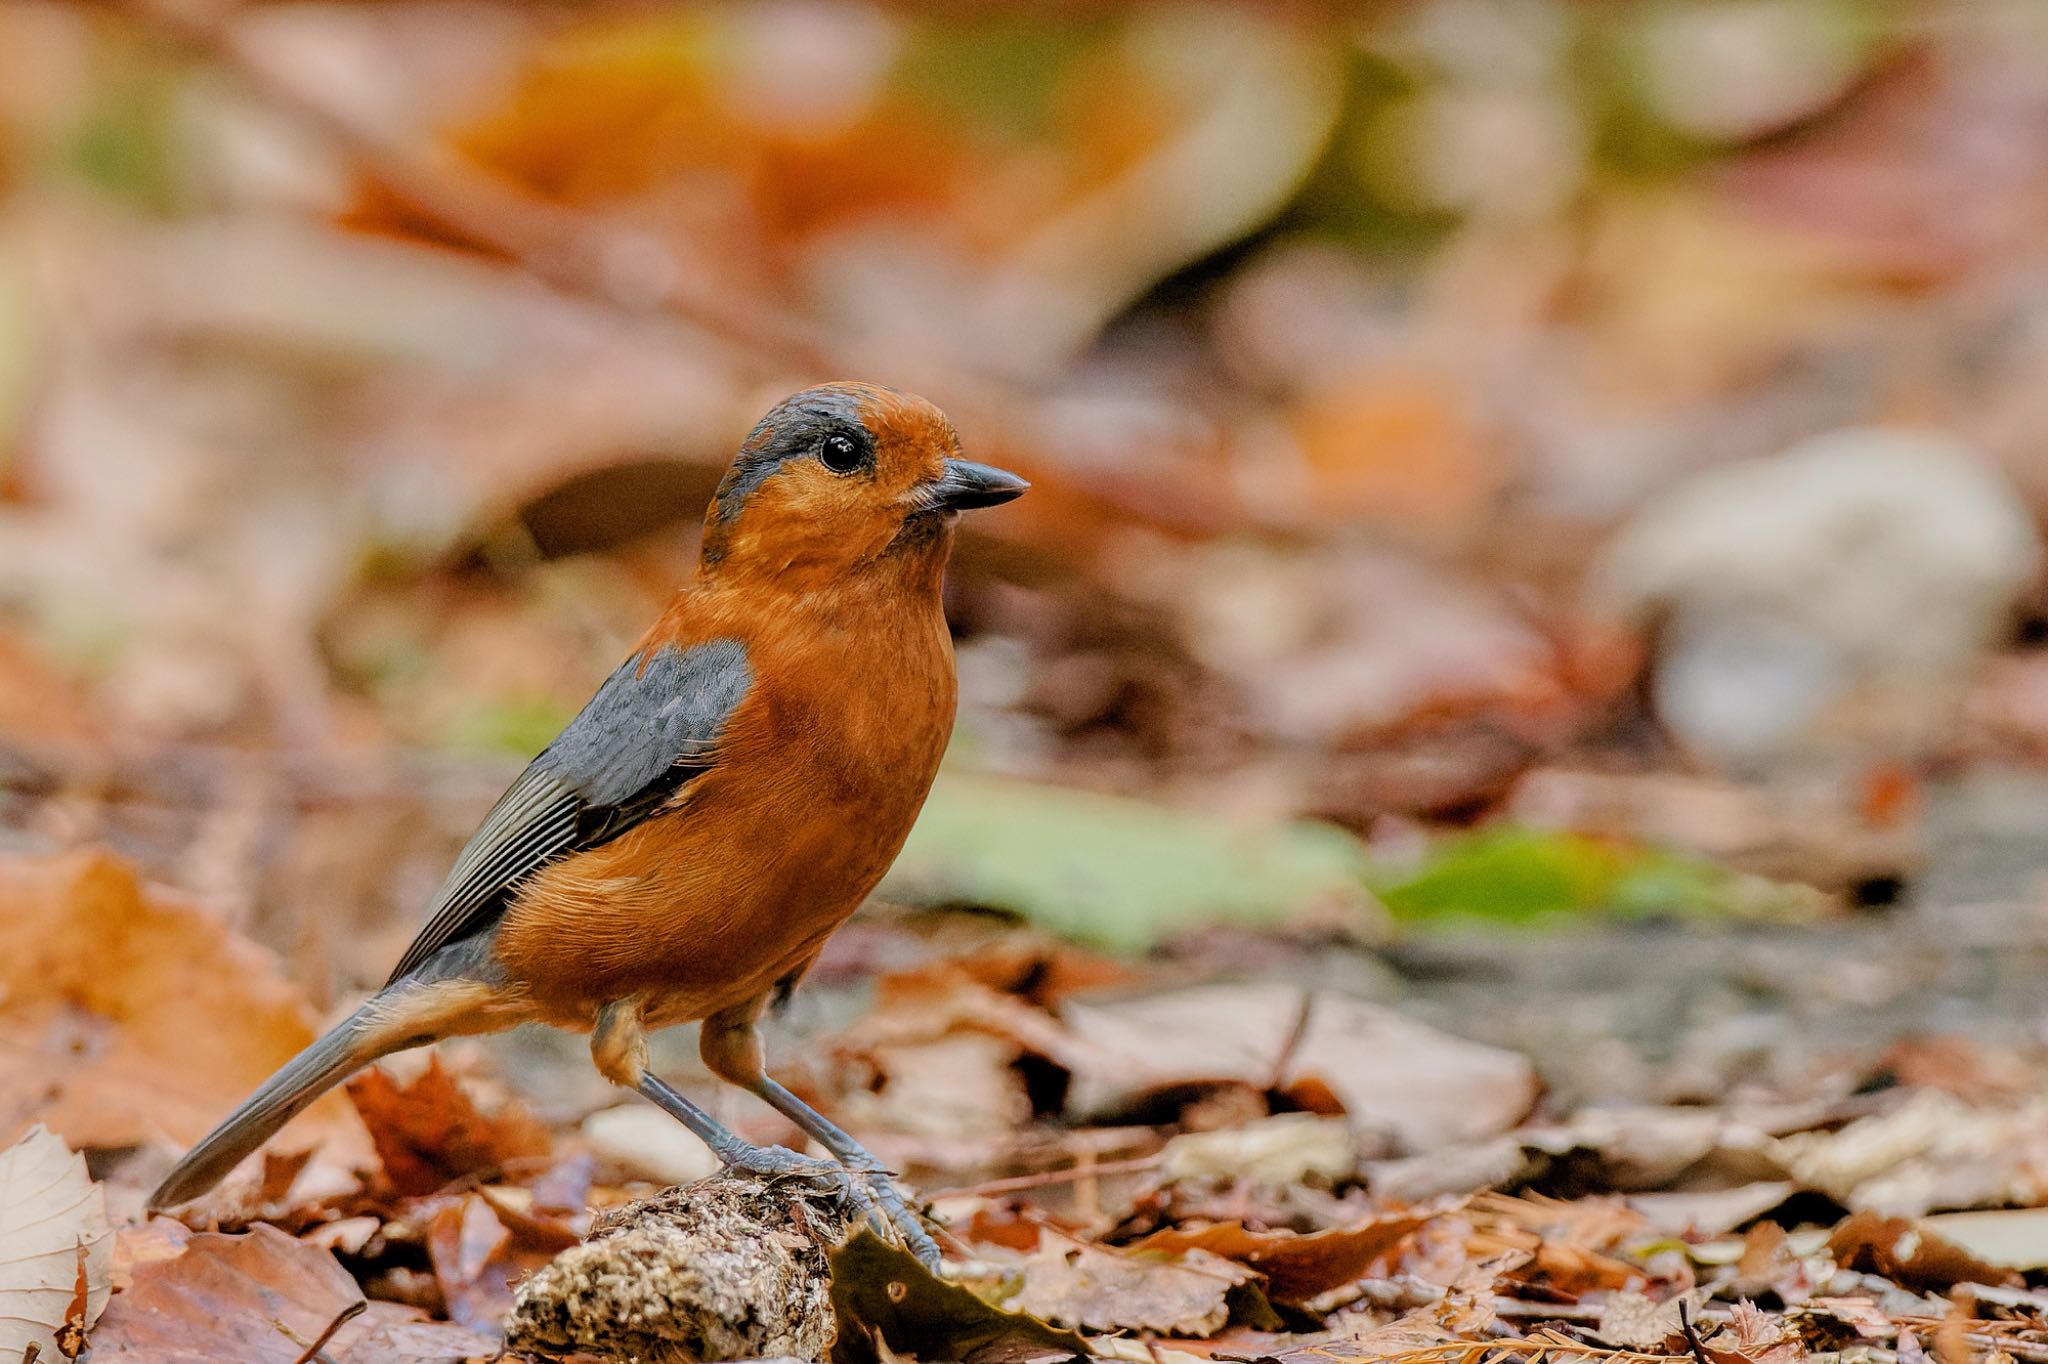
384 636 752 985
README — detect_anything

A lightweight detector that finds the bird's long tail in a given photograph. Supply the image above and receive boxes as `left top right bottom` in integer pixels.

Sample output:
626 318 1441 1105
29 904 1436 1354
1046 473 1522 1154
148 1001 400 1209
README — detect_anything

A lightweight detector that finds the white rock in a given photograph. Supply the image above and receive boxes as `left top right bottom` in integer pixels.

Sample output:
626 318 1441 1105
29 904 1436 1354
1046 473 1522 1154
1591 427 2041 765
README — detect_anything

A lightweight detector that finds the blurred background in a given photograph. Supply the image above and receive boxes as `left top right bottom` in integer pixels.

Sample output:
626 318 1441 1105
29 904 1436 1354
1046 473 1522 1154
10 0 2048 1172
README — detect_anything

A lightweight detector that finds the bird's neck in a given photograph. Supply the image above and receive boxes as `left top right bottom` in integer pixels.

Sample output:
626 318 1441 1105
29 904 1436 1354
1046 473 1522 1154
693 528 953 618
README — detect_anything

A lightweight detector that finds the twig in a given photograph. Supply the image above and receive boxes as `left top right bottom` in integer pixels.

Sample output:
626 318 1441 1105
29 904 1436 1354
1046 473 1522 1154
928 1154 1163 1200
1964 1334 2048 1364
283 1298 366 1364
1678 1301 1711 1364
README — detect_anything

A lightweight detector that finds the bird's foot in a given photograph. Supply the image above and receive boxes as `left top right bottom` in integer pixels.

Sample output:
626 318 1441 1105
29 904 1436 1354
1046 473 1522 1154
722 1144 942 1270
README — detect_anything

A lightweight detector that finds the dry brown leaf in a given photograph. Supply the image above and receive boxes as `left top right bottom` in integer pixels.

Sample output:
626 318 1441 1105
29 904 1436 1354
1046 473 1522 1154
0 852 362 1156
1704 1300 1803 1364
1131 1210 1434 1307
1596 1289 1701 1350
1826 1209 2022 1291
346 1054 549 1197
0 1125 110 1363
424 1190 571 1337
1060 985 1536 1153
1472 1192 1649 1255
1800 1295 1899 1341
1011 1239 1278 1336
834 1032 1034 1142
90 1222 496 1361
109 1218 192 1291
1263 1311 1466 1364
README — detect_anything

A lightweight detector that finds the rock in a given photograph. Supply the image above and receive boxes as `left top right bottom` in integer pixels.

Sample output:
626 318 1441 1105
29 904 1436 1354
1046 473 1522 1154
505 1172 855 1363
1592 426 2041 768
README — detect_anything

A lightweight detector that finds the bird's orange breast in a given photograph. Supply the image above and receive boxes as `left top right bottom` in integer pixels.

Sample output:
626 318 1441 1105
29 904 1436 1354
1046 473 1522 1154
489 578 956 1029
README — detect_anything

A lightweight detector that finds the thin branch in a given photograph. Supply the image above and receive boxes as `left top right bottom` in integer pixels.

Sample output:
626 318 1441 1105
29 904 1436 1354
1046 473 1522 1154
279 1297 365 1364
928 1154 1164 1200
1677 1301 1711 1364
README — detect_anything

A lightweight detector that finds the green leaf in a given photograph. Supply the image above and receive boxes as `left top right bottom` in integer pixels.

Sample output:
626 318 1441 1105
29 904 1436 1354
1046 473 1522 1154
883 773 1379 952
1374 826 1820 925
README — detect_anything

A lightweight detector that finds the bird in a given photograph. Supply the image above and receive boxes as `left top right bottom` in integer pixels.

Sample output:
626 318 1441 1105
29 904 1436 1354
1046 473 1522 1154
148 382 1026 1266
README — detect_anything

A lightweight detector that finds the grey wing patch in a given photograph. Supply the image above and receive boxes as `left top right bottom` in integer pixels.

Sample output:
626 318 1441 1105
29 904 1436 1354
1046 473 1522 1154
383 636 752 986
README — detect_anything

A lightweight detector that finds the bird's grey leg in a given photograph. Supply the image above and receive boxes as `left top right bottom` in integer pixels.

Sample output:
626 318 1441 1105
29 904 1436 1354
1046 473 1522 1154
592 1000 891 1235
700 1002 943 1268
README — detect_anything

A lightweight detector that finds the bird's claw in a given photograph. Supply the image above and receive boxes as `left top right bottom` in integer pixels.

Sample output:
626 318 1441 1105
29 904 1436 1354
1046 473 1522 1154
723 1145 942 1270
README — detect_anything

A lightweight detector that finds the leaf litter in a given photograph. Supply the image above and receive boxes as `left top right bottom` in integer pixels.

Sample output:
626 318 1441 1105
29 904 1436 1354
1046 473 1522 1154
5 850 2047 1362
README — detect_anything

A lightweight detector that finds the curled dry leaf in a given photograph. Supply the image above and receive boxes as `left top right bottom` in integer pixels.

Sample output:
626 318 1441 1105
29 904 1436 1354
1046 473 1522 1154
1131 1209 1436 1307
425 1189 578 1336
346 1054 550 1197
831 1231 1089 1364
0 1125 111 1363
90 1222 496 1362
0 852 361 1156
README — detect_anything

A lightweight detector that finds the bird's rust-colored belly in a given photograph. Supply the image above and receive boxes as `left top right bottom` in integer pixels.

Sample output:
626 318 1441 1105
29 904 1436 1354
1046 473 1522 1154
490 675 948 1029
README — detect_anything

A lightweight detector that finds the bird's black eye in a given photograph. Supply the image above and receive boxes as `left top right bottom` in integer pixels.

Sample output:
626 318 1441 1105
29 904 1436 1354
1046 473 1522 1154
819 432 865 475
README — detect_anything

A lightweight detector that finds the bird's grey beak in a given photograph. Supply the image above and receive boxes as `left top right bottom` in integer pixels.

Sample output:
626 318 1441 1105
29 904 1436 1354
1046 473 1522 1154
924 458 1029 512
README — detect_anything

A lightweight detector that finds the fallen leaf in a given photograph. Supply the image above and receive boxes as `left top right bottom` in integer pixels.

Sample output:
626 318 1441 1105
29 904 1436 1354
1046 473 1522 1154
1825 1209 2021 1291
0 1125 110 1363
1705 1299 1803 1364
424 1192 543 1336
1596 1288 1701 1349
1061 985 1537 1154
1918 1208 2048 1271
347 1054 549 1197
830 1228 1088 1364
1159 1115 1358 1187
1772 1091 2048 1215
1261 1312 1466 1364
834 1032 1035 1142
0 853 361 1154
110 1218 191 1291
1799 1295 1899 1341
885 774 1381 952
90 1222 494 1361
1131 1211 1434 1306
1628 1181 1799 1238
1011 1240 1278 1336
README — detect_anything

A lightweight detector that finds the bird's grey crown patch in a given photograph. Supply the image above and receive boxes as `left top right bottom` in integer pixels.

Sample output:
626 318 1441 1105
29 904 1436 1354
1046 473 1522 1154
711 388 873 530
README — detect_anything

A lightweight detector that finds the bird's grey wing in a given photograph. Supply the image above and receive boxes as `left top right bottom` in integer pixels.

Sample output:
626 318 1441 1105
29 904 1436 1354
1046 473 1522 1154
383 636 752 986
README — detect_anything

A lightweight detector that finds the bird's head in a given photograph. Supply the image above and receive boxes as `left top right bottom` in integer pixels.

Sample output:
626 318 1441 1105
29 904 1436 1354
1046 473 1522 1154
700 383 1026 587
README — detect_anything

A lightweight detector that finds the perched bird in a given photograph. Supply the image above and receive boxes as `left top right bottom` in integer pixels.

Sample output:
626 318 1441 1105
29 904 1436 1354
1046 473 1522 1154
149 382 1026 1264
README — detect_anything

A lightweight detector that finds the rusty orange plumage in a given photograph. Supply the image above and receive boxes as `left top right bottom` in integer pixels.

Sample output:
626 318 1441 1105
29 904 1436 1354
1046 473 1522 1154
149 382 1025 1263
